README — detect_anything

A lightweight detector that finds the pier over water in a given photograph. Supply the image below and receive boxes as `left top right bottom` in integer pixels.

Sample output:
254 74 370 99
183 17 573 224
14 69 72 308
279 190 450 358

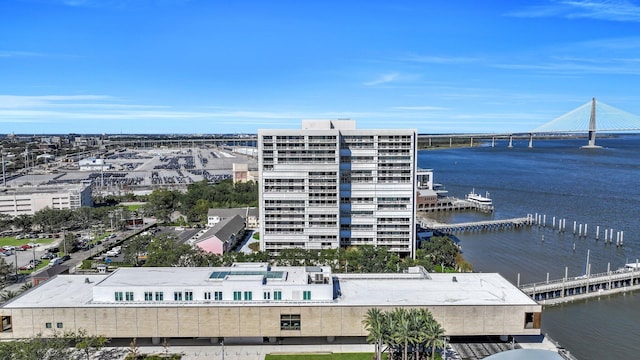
418 216 534 233
520 263 640 305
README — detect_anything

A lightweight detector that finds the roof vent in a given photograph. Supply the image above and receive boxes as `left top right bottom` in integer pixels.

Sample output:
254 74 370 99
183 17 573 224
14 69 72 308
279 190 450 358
84 277 91 284
452 276 457 282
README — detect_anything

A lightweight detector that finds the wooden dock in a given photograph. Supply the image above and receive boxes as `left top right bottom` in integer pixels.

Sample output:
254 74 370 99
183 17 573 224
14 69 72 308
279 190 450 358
520 265 640 305
418 216 534 233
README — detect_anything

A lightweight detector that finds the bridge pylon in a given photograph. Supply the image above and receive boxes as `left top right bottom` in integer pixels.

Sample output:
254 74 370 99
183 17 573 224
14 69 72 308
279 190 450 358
581 97 602 149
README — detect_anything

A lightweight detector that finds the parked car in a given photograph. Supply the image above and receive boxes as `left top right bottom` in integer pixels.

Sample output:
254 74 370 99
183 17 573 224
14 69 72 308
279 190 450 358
29 259 42 266
61 255 71 262
18 244 32 251
2 245 15 251
41 253 55 260
18 264 35 271
27 242 40 247
49 258 63 266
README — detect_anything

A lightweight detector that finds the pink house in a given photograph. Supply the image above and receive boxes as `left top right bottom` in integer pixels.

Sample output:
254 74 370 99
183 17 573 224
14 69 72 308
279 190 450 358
195 215 246 255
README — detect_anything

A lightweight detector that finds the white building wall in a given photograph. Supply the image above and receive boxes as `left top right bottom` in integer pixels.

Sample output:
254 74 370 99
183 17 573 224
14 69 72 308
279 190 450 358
259 121 416 257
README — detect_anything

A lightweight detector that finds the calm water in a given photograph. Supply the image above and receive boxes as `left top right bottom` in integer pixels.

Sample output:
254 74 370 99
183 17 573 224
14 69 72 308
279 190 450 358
418 135 640 360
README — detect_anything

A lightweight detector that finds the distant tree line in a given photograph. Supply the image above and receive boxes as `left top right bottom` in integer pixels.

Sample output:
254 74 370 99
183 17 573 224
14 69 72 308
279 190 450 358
0 206 131 235
120 235 470 274
141 179 258 223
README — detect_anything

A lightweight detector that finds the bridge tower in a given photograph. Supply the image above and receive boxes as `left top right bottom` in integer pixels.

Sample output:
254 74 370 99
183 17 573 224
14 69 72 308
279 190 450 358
581 97 602 149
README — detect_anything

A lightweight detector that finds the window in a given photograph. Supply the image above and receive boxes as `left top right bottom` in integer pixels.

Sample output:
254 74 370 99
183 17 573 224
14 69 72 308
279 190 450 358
114 292 123 301
263 291 270 300
56 322 63 329
45 322 52 329
155 292 164 301
125 292 134 301
525 312 541 329
174 292 182 301
233 291 242 301
280 314 301 330
273 291 282 300
204 292 212 300
303 291 311 300
214 291 223 301
144 292 153 301
244 291 252 301
1 316 11 332
184 291 193 301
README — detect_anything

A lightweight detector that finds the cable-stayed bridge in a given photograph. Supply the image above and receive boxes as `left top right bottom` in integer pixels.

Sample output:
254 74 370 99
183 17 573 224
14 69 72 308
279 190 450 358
102 98 640 149
420 98 640 148
531 98 640 148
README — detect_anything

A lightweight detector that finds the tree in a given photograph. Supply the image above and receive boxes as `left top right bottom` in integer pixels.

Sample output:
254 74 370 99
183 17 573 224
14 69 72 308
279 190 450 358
0 257 12 283
365 308 445 360
362 308 386 360
126 337 140 359
144 235 196 267
390 308 413 360
72 329 109 360
0 290 18 303
13 214 32 232
0 331 75 360
424 320 445 360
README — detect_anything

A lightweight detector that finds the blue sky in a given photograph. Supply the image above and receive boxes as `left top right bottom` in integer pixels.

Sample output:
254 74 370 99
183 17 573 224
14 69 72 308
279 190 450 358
2 0 640 134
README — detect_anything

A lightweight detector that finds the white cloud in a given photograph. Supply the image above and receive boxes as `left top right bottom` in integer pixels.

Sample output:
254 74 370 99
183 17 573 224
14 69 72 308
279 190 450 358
0 50 45 58
400 55 481 64
507 0 640 22
363 73 400 86
392 106 448 111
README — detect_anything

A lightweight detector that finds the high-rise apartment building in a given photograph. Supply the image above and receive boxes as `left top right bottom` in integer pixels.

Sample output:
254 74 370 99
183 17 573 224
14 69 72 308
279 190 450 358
258 120 416 257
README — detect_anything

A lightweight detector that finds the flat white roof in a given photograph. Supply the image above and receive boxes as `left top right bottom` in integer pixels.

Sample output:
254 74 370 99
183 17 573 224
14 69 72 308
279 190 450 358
3 267 536 308
336 272 536 306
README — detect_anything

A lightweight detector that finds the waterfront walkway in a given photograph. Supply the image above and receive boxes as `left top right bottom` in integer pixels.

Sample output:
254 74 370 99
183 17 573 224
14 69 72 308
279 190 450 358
418 216 534 233
520 265 640 305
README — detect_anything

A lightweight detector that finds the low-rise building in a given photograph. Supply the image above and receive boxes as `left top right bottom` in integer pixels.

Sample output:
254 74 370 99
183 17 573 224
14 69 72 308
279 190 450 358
0 183 92 216
207 207 258 228
195 215 246 254
78 157 111 171
0 263 541 344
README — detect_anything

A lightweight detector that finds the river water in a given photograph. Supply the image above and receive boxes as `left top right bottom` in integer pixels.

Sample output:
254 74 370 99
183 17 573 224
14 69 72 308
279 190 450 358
417 135 640 360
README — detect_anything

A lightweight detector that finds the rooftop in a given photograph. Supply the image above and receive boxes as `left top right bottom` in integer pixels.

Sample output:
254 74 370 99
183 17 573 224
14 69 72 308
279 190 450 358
2 266 536 309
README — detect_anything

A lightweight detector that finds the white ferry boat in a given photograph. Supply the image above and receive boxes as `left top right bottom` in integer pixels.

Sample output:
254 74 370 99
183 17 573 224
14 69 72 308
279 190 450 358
465 189 494 212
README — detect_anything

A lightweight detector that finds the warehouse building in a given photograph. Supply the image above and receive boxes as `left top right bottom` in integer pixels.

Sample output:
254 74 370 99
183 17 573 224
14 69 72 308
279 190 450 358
0 263 541 344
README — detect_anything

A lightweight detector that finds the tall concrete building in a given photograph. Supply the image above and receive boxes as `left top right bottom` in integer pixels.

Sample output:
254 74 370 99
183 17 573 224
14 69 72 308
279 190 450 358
258 120 417 257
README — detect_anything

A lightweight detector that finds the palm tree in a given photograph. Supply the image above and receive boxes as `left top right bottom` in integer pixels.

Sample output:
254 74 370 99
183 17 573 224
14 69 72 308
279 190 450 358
0 290 18 303
362 308 386 360
424 320 445 360
390 308 414 360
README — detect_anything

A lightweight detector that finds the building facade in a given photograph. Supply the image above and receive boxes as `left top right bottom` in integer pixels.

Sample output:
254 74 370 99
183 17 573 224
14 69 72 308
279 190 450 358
0 183 93 216
0 264 542 343
258 120 417 257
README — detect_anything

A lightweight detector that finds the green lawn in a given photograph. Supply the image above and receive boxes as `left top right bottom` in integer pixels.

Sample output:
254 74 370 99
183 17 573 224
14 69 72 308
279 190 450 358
122 204 143 211
0 237 55 247
18 260 52 274
265 353 375 360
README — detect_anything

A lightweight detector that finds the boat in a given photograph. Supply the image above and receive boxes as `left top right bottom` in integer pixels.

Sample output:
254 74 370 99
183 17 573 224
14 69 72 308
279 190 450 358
465 189 494 212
